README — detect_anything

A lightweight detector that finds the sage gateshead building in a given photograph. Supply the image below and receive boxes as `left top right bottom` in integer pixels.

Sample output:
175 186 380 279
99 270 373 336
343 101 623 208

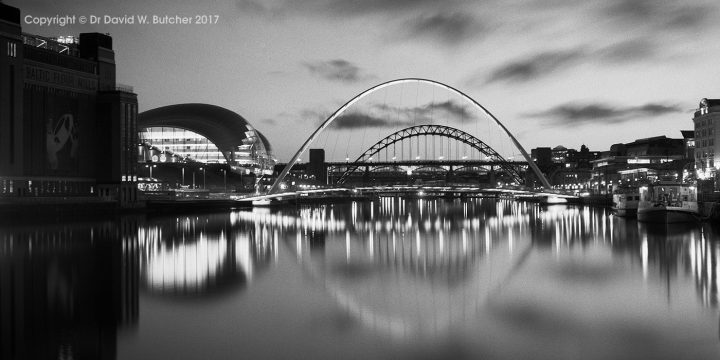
137 104 275 176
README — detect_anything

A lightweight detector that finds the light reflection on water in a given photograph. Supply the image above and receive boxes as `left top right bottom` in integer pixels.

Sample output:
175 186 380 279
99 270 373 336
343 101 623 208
1 198 719 359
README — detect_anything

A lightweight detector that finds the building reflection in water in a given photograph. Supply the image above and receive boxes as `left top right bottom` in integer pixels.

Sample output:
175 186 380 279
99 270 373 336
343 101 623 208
632 222 720 309
232 197 720 341
1 198 719 358
0 217 140 360
0 211 279 360
138 213 275 297
693 225 720 308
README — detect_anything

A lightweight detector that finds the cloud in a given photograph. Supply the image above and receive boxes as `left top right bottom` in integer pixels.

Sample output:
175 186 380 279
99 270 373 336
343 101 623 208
236 0 271 13
266 70 288 76
635 103 682 116
480 40 663 85
604 0 712 31
302 59 374 83
465 1 718 86
294 99 474 131
402 12 485 44
597 39 658 64
236 0 487 46
485 49 586 84
236 0 464 18
423 101 474 122
336 100 474 128
235 0 286 18
526 102 682 126
332 112 406 129
310 0 461 16
369 100 475 123
300 108 331 123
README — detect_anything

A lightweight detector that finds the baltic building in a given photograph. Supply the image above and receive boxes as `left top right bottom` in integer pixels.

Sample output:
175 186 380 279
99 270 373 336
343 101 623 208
0 3 138 206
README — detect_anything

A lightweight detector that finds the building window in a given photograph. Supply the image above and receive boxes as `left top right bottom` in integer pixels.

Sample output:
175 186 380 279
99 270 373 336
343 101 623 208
7 42 17 57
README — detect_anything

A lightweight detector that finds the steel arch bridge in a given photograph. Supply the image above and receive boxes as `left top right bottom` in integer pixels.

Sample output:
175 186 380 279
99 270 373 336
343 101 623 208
336 125 523 184
268 78 552 194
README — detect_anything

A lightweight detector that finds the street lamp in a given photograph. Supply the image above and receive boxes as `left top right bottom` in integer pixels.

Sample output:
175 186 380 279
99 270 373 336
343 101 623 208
221 168 227 191
199 167 206 189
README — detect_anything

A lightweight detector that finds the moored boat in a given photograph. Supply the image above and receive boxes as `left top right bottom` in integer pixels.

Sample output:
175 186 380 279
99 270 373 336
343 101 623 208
612 186 639 217
251 199 273 206
637 182 698 223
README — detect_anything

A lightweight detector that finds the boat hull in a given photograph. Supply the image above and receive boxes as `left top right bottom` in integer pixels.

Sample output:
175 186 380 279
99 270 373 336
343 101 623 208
252 199 273 206
637 208 698 223
613 207 637 217
612 192 639 218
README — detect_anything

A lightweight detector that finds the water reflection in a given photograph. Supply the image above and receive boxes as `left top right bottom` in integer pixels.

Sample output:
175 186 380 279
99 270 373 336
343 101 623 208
138 214 275 297
0 218 140 360
231 198 720 348
1 198 719 359
635 222 720 309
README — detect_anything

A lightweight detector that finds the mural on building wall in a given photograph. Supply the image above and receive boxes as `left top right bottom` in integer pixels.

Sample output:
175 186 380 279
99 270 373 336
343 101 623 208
46 112 79 171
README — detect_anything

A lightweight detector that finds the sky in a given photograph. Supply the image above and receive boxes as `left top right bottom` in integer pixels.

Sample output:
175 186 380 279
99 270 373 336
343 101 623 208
9 0 720 161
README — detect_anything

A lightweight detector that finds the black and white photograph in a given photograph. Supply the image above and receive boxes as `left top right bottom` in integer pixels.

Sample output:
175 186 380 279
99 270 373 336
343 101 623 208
1 0 720 359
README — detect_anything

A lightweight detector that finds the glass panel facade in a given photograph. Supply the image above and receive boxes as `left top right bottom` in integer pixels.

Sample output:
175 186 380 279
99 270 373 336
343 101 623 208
140 127 226 163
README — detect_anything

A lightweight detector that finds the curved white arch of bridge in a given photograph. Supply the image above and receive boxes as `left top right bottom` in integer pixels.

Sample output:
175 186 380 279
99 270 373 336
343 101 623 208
269 78 551 194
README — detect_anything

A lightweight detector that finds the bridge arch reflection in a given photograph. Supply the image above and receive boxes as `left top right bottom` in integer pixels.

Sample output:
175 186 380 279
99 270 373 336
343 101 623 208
228 200 720 340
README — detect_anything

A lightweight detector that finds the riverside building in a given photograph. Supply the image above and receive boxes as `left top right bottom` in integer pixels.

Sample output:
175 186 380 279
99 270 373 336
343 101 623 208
0 3 139 207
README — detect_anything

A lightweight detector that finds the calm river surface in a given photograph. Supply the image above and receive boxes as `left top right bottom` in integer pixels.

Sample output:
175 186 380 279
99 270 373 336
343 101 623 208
1 198 719 359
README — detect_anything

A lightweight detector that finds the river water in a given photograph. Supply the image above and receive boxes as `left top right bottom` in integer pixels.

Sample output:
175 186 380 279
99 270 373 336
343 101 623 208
1 198 719 359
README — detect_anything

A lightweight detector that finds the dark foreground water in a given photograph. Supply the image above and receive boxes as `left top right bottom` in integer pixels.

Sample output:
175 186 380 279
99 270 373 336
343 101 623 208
1 198 719 360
